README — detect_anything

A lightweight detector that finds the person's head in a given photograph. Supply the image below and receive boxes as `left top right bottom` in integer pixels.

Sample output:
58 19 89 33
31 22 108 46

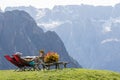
39 50 44 54
15 52 22 57
39 50 45 56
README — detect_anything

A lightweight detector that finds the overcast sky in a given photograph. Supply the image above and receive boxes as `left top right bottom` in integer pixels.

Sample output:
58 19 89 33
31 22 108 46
0 0 120 10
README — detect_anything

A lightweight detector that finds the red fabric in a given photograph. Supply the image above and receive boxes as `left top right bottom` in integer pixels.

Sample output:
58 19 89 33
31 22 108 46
4 55 23 68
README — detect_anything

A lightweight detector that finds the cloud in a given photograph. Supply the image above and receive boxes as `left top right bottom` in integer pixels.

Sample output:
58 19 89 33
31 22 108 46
101 38 120 44
113 17 120 23
37 21 63 29
36 9 46 19
103 26 112 33
102 18 113 33
102 17 120 33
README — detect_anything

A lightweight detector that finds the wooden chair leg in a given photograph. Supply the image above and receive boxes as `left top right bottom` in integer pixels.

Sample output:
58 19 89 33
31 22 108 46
64 63 67 68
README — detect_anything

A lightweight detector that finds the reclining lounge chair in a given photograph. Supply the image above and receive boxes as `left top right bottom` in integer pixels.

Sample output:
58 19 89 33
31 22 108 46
4 55 25 71
13 54 40 71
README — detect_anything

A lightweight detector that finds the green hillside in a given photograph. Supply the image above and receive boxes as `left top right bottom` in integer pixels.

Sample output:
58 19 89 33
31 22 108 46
0 68 120 80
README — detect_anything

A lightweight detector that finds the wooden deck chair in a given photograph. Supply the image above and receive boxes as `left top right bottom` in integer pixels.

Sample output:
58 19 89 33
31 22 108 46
13 54 40 71
4 55 25 71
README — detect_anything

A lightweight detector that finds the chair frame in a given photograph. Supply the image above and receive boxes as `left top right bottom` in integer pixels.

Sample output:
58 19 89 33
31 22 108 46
4 55 25 71
13 54 40 71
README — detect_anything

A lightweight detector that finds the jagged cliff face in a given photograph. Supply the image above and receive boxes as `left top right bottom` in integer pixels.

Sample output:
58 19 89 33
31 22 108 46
0 10 80 69
39 4 120 72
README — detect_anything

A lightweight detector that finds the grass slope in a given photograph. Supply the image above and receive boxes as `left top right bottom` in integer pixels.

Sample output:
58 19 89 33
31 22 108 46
0 68 120 80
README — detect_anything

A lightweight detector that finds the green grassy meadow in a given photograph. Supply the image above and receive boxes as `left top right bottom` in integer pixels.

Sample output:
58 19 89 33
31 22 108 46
0 68 120 80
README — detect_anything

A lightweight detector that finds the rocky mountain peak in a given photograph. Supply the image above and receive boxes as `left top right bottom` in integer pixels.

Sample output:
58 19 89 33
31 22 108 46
0 10 81 69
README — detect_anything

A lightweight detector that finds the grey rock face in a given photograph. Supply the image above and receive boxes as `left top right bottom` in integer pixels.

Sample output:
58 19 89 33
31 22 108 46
0 10 81 69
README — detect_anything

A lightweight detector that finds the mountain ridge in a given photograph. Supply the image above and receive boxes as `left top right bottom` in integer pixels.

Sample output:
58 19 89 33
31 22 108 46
0 10 81 69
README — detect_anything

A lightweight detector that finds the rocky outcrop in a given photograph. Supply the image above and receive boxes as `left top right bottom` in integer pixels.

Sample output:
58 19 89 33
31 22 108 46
0 10 81 69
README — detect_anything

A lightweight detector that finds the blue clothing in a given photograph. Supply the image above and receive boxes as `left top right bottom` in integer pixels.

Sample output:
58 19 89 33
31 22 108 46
29 61 35 66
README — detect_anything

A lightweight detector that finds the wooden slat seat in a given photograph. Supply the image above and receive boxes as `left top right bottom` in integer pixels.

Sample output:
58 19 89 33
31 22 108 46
44 61 68 69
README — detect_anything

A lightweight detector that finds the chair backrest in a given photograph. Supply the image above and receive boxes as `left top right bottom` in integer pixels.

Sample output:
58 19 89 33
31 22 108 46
13 54 30 66
4 55 23 68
